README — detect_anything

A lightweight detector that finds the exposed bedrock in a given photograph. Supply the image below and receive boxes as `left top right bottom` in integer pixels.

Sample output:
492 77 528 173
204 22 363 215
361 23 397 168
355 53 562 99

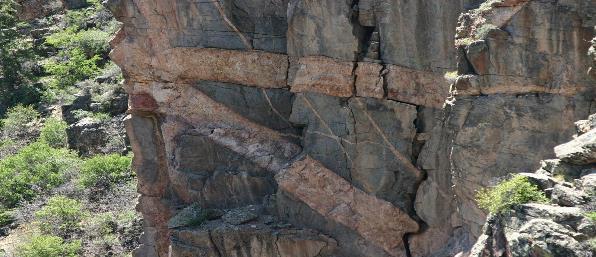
107 0 595 256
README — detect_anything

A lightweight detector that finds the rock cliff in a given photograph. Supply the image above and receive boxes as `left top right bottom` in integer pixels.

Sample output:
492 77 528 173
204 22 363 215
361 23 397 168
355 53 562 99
106 0 595 256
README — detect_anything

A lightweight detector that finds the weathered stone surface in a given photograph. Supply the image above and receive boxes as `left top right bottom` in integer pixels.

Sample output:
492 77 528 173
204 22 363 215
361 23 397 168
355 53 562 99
386 65 450 108
287 0 361 60
289 56 355 98
289 93 422 211
156 48 289 87
16 0 62 20
221 205 260 225
60 0 87 9
575 113 596 135
555 128 596 165
171 134 274 208
125 115 167 197
365 0 481 71
276 156 419 256
551 184 588 207
355 62 385 99
106 0 289 53
170 223 336 257
194 81 299 135
415 93 592 256
469 204 594 257
107 0 596 256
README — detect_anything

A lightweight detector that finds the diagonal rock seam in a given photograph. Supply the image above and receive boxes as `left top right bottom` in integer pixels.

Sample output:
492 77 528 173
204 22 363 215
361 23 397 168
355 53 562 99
157 87 421 256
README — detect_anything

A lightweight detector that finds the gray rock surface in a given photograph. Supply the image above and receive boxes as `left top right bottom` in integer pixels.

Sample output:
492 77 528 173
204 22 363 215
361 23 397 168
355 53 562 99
105 0 596 256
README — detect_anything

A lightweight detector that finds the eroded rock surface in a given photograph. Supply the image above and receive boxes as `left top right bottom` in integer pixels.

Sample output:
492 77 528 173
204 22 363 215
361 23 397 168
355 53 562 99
107 0 595 256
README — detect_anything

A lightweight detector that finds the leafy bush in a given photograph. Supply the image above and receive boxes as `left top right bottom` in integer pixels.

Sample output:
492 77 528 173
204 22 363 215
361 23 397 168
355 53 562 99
40 118 68 148
0 209 14 228
476 174 548 213
80 154 133 188
0 142 80 208
83 212 117 237
35 196 85 237
46 28 109 57
71 109 111 122
43 48 101 89
16 234 81 257
586 212 596 222
0 105 39 136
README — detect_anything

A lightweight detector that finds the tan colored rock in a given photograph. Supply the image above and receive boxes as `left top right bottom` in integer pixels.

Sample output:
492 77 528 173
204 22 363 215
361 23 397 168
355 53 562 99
355 62 385 99
156 48 289 88
276 156 419 257
289 56 355 97
386 65 449 107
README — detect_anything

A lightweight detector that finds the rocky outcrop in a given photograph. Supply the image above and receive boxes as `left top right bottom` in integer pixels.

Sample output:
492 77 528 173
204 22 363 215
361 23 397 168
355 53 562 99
15 0 62 21
468 118 596 257
106 0 595 256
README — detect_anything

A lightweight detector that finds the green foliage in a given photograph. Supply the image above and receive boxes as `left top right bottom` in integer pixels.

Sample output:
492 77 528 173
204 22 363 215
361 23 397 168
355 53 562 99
0 209 15 227
79 154 133 188
586 212 596 222
40 118 69 148
0 105 39 136
0 142 80 208
35 196 85 237
46 28 110 57
71 109 111 122
43 48 102 90
83 212 117 237
476 174 548 214
16 234 81 257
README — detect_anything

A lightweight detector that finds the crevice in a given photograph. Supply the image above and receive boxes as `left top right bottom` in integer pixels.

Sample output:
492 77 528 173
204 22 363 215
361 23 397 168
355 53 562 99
207 230 223 257
210 0 253 50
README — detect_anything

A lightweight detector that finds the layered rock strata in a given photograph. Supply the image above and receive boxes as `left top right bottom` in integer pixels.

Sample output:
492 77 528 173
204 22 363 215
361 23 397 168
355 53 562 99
107 0 595 256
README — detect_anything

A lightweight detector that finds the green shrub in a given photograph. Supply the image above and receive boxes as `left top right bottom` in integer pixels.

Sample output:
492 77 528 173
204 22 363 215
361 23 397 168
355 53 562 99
40 118 68 148
0 209 15 227
71 109 111 122
46 28 109 57
43 48 101 89
586 212 596 222
476 174 548 214
0 142 80 208
16 234 81 257
80 154 133 188
35 196 85 237
0 105 39 136
83 212 117 237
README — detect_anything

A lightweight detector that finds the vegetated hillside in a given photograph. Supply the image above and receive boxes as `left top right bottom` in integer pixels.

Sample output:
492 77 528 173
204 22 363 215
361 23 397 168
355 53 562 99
0 1 140 256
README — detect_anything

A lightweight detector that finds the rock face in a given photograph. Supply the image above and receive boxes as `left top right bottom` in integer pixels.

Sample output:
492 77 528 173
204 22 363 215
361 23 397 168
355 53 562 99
469 120 596 257
106 0 595 256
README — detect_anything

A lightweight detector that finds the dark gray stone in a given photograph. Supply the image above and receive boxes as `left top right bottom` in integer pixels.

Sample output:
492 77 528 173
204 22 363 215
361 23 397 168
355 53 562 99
551 185 588 207
289 93 418 212
171 0 288 53
222 205 260 225
194 81 299 136
287 0 362 60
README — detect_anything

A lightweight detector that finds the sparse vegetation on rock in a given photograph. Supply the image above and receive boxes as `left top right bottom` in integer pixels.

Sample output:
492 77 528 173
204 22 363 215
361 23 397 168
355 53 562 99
476 174 548 213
